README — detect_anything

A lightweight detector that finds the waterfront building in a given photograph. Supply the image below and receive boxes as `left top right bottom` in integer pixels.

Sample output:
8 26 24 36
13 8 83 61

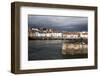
63 32 80 39
45 33 52 38
80 32 88 39
32 28 39 31
28 28 33 37
51 32 62 38
28 27 88 40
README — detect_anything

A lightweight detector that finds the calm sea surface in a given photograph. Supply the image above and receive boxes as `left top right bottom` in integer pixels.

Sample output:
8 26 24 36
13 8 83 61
28 40 87 60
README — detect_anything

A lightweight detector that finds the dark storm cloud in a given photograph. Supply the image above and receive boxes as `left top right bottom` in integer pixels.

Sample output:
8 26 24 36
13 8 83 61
28 15 88 32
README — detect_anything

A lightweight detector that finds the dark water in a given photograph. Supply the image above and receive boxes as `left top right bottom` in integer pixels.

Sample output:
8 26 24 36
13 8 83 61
28 40 87 60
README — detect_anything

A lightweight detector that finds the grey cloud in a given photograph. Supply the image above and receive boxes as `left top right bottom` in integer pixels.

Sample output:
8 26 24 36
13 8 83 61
28 15 88 32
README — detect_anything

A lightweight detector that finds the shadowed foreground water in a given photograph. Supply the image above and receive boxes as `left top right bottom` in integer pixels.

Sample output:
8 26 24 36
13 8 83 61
28 40 88 60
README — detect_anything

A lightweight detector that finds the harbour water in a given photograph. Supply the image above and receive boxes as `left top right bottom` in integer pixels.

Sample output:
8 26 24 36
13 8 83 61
28 40 88 60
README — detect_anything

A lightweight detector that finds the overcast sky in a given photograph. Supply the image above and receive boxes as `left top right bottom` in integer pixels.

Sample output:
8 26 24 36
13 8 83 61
28 15 88 32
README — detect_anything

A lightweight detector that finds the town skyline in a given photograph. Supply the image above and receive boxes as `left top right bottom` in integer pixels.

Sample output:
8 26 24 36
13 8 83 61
28 15 88 32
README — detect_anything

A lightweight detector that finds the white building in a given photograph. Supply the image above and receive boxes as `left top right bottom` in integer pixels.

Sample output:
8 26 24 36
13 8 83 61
63 32 80 39
32 28 39 31
46 33 52 37
51 32 62 38
34 32 46 37
80 32 88 38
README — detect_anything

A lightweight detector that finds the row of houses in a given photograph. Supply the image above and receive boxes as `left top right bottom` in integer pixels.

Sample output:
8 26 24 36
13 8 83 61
28 28 88 39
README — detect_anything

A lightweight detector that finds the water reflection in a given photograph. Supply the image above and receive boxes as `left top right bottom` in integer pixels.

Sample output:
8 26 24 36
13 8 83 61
28 40 88 60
